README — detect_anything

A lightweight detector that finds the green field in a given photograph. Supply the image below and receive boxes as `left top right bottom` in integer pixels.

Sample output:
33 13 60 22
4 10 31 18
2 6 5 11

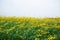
0 16 60 40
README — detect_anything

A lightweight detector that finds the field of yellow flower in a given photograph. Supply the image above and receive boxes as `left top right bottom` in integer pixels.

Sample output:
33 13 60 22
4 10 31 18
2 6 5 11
0 16 60 40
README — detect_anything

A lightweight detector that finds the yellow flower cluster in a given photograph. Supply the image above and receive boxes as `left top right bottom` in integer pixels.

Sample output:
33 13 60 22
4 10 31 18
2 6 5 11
0 16 60 40
35 38 40 40
48 35 56 40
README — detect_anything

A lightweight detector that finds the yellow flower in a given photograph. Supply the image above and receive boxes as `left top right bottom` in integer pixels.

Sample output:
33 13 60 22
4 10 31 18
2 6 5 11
6 31 9 34
38 30 43 32
55 26 60 28
43 32 49 34
0 28 2 30
8 27 15 31
48 35 56 40
35 38 40 40
38 30 41 32
37 34 42 37
16 30 18 33
38 24 40 27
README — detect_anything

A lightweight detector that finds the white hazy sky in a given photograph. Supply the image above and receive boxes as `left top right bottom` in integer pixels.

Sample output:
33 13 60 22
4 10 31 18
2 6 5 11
0 0 60 17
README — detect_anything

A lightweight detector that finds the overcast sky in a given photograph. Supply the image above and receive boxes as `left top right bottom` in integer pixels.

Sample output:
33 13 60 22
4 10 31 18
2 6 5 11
0 0 60 17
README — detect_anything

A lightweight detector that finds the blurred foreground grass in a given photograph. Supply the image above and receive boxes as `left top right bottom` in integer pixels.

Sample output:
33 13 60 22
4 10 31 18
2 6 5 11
0 16 60 40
